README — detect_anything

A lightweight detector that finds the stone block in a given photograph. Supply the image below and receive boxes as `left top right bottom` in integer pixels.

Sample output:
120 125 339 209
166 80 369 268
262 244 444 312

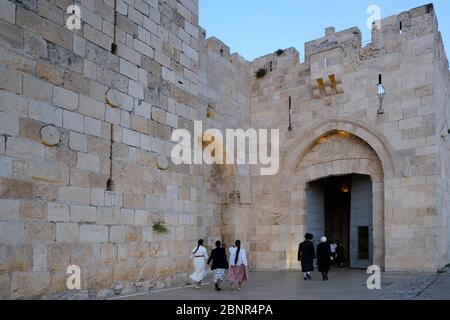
58 187 91 205
134 209 149 226
151 107 166 124
120 209 135 225
63 110 84 133
0 273 9 299
20 118 42 143
53 86 79 111
47 243 72 272
77 152 100 172
16 5 40 32
97 207 120 225
29 101 63 127
117 43 141 66
110 226 126 242
0 178 33 199
30 162 68 184
120 58 139 81
23 75 53 101
0 0 16 24
128 80 144 99
0 244 33 273
79 225 108 243
123 128 141 147
0 65 22 94
24 32 48 59
134 101 151 119
90 188 105 207
10 272 51 299
166 112 178 128
38 0 64 25
0 199 20 220
70 205 96 223
20 200 46 220
64 71 90 96
6 137 44 159
123 193 145 209
47 202 70 222
131 114 148 133
140 134 152 151
70 132 88 152
0 19 24 48
25 221 55 241
73 34 86 57
33 242 47 272
134 38 154 58
42 19 72 50
0 91 28 115
56 223 79 242
36 60 64 85
0 112 19 136
85 117 102 137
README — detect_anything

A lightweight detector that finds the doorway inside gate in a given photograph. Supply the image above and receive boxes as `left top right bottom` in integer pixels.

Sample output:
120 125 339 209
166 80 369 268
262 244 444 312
306 174 373 269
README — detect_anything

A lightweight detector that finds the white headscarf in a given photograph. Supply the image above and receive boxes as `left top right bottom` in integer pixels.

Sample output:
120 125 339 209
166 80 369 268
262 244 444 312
321 236 327 243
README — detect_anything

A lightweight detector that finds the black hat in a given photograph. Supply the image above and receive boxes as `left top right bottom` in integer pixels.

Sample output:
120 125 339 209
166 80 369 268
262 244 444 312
305 233 314 240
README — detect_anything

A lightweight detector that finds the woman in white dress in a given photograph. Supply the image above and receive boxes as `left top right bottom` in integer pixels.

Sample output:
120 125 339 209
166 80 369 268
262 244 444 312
190 239 209 289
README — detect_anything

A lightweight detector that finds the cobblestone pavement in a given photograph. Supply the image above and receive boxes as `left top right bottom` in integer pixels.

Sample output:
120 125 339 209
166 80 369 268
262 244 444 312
112 268 450 300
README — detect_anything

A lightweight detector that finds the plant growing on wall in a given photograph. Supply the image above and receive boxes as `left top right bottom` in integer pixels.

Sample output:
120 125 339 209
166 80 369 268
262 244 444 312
255 67 268 79
153 222 168 234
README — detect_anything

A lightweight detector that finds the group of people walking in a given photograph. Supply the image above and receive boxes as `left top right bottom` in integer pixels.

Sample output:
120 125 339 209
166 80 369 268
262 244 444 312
190 239 248 291
298 233 346 281
190 234 345 290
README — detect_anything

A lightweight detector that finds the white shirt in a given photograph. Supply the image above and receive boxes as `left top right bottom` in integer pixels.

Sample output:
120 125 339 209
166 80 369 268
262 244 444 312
190 245 208 260
330 243 337 253
228 246 248 267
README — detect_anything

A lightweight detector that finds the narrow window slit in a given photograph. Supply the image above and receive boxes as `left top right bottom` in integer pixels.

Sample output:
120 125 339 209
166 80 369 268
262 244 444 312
106 124 114 191
111 0 118 54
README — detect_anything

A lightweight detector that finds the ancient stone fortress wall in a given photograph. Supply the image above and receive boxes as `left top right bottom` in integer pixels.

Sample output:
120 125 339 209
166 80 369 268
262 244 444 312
0 0 449 300
249 4 450 272
0 0 251 299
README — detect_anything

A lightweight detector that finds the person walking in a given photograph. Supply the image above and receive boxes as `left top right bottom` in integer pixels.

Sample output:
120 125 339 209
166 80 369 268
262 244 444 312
207 241 229 291
227 240 248 290
317 236 332 281
330 241 337 263
298 233 315 280
335 240 346 268
190 239 208 289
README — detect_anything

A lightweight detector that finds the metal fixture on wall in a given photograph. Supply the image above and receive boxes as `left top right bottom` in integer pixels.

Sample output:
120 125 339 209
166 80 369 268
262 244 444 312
288 96 293 131
377 74 385 115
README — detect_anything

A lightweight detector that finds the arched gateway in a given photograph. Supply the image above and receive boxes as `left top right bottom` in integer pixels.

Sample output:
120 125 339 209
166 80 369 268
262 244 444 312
283 118 397 270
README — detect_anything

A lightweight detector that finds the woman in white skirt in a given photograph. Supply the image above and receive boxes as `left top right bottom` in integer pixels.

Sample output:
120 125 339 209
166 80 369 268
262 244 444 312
190 239 209 289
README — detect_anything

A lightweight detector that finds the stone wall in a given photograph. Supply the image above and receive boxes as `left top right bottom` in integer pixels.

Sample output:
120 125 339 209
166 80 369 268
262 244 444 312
0 0 251 299
249 4 450 272
0 1 449 299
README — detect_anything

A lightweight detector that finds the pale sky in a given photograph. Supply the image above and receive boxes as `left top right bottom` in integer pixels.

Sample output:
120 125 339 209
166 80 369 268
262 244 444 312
199 0 450 61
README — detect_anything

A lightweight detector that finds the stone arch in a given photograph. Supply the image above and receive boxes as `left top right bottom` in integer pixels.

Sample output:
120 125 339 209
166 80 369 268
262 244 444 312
283 118 394 270
285 118 397 180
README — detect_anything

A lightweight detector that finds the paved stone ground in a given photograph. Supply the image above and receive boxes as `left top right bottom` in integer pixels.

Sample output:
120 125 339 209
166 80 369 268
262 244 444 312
111 268 450 300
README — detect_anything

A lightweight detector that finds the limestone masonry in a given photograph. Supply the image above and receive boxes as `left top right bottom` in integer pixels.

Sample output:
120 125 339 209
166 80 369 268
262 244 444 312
0 1 449 299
